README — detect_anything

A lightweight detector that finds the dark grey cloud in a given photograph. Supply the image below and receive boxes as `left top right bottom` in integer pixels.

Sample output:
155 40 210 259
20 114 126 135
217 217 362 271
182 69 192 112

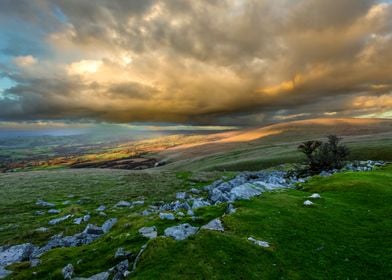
0 0 391 125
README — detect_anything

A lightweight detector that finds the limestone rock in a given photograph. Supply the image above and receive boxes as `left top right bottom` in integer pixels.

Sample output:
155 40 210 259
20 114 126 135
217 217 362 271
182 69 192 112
83 224 104 235
309 193 321 199
0 243 36 267
159 212 175 220
303 200 314 206
229 183 262 200
62 263 74 280
96 205 106 212
248 237 270 248
49 215 72 225
48 209 61 214
115 201 131 207
164 223 199 240
102 218 117 233
138 226 157 239
201 218 224 232
176 192 187 200
36 199 55 207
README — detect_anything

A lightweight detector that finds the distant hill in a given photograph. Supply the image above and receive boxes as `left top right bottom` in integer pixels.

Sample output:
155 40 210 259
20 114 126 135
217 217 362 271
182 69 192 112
157 118 392 171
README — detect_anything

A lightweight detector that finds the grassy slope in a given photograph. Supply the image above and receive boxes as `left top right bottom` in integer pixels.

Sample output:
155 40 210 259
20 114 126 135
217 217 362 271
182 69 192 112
1 165 391 279
133 165 392 279
158 119 392 172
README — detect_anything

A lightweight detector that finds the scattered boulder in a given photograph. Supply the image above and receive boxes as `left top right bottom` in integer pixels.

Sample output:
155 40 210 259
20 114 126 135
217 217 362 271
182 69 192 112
83 224 104 235
176 192 187 200
142 209 153 216
132 201 144 206
102 218 117 233
36 199 55 208
48 209 61 214
35 211 45 216
49 215 72 225
89 272 110 280
62 263 74 280
115 201 131 208
248 237 270 248
159 212 175 220
309 193 321 199
0 243 36 267
187 210 194 216
201 218 224 232
303 200 314 206
96 205 106 212
115 248 132 259
226 204 236 214
111 260 129 280
164 223 199 240
190 188 201 194
35 227 49 233
0 267 12 279
191 198 211 209
138 226 157 239
229 183 262 200
62 200 71 205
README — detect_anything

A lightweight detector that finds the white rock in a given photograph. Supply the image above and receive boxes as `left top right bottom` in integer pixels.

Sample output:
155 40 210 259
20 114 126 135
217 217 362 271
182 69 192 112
309 193 321 199
49 215 72 225
139 226 157 239
191 198 211 209
229 183 263 200
62 263 74 280
115 201 131 207
303 200 314 206
248 237 270 248
96 205 106 212
132 201 144 206
159 212 175 220
176 192 187 200
48 209 61 214
201 218 224 232
164 223 199 240
102 218 117 233
36 199 55 207
0 243 36 266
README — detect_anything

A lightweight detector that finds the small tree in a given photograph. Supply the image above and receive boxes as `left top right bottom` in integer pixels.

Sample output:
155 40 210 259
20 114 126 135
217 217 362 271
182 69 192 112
298 135 349 175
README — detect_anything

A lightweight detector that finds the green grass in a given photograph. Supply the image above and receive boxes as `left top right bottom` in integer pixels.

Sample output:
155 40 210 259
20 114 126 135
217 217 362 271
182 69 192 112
133 165 392 279
1 166 391 279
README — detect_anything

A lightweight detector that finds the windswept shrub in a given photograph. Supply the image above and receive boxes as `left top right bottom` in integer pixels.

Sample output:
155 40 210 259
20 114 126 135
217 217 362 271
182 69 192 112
298 135 349 175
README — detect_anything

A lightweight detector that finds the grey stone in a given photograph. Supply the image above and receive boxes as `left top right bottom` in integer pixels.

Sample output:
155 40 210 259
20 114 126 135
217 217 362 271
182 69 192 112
0 267 12 279
48 209 61 214
187 209 194 216
35 227 49 233
115 248 132 259
248 237 270 248
36 199 55 207
0 243 36 266
102 218 117 233
201 218 224 232
83 215 91 222
159 212 175 220
30 258 40 267
303 200 314 206
99 212 107 217
62 200 71 205
164 223 199 240
138 226 157 239
176 192 187 200
226 204 236 214
112 260 129 280
115 201 131 207
96 205 106 211
229 183 262 200
35 211 45 216
83 224 104 235
142 209 152 216
132 201 144 206
309 193 321 199
191 198 211 209
62 263 74 280
177 211 185 217
90 272 110 280
190 188 201 194
49 214 72 225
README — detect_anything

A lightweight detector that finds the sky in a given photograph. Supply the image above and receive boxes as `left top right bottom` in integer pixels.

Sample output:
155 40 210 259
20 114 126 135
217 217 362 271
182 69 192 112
0 0 391 129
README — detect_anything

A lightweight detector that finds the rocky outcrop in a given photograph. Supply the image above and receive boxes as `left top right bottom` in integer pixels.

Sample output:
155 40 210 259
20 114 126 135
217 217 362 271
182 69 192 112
201 219 224 232
164 224 199 240
62 263 74 279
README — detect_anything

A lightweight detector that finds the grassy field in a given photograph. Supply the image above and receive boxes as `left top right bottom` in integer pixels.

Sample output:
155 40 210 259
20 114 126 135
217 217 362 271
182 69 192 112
0 164 391 279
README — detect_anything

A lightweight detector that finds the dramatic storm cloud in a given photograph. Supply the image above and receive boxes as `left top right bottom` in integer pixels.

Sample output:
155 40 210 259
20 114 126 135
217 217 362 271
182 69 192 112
0 0 391 125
